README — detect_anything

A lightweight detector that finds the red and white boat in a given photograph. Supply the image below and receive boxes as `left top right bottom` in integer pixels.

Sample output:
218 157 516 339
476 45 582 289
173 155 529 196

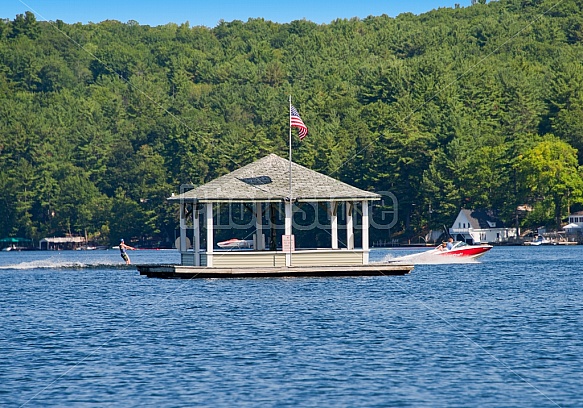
434 241 492 259
217 238 253 249
389 241 492 263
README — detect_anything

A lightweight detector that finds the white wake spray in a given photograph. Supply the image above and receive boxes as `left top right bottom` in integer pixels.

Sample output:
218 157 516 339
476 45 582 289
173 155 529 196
0 256 128 270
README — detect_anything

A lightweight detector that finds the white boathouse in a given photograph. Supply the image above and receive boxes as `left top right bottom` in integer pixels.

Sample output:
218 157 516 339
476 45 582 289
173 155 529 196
564 211 583 239
138 154 413 278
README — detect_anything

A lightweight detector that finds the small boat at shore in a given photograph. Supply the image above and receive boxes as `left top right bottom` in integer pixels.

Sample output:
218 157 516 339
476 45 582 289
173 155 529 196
523 236 551 246
217 238 254 249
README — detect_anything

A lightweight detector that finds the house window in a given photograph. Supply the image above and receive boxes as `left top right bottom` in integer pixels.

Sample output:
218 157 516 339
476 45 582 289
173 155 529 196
459 222 461 228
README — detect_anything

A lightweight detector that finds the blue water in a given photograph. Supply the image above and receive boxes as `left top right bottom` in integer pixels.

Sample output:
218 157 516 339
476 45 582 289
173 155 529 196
1 246 581 407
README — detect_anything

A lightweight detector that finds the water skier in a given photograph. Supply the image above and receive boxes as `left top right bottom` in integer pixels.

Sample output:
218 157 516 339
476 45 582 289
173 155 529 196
119 239 136 264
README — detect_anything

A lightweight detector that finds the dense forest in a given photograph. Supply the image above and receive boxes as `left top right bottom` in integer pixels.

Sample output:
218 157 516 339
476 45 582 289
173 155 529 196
1 0 583 246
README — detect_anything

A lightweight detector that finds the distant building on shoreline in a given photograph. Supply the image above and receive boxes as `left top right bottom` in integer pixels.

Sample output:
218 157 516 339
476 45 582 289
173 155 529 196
39 236 86 250
449 209 517 244
564 211 583 241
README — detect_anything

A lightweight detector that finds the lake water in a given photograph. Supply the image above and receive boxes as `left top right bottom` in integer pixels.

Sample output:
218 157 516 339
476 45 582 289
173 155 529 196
1 246 581 407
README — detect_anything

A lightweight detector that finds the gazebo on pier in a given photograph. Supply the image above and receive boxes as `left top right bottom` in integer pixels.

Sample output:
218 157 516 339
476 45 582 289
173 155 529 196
137 154 413 278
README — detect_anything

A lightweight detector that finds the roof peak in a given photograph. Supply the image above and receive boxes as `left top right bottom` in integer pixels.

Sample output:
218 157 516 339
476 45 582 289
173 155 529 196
170 154 379 203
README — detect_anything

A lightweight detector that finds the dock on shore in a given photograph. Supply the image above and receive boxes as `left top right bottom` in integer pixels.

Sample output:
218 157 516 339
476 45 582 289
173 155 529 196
136 264 413 279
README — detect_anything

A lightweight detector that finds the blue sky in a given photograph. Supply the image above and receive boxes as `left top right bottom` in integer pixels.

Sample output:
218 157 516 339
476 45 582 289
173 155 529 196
5 0 470 27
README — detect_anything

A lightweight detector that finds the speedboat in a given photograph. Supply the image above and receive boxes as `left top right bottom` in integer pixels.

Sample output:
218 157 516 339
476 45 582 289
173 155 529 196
217 238 253 249
434 241 492 259
389 241 492 263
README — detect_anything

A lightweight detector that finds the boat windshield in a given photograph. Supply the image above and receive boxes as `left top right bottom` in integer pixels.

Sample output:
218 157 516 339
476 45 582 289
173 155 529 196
450 241 468 249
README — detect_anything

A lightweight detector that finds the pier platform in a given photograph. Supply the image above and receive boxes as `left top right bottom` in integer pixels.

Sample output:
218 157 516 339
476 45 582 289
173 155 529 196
136 263 413 279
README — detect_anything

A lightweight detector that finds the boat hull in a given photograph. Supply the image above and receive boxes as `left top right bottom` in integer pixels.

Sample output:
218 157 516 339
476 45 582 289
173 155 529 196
389 242 493 263
437 245 492 259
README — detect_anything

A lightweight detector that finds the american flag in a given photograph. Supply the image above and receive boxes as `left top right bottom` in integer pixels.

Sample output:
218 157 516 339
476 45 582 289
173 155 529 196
290 105 308 140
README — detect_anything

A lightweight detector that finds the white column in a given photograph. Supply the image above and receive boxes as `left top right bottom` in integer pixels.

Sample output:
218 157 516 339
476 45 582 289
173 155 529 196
346 202 354 250
193 206 200 266
179 203 187 252
255 203 263 250
285 200 292 266
284 201 292 235
206 203 213 267
330 202 338 249
362 200 369 264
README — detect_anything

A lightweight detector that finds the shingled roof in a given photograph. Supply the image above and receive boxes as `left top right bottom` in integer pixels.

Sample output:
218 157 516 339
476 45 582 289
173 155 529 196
461 209 506 229
168 154 380 203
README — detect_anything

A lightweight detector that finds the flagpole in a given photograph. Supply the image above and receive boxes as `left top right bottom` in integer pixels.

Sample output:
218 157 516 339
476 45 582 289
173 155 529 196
288 95 293 266
288 95 292 201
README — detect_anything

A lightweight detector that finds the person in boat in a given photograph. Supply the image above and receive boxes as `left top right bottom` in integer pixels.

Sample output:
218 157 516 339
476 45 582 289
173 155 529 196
119 239 136 264
436 242 447 251
446 237 454 250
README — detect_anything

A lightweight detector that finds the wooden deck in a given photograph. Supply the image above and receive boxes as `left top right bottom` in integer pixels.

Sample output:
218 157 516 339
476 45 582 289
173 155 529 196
136 263 413 279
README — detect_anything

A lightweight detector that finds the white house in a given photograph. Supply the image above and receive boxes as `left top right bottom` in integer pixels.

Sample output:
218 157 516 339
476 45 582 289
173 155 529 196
563 211 583 237
449 209 517 244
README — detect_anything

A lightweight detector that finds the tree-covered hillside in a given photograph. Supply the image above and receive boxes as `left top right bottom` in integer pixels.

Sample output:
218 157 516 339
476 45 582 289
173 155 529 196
1 0 583 245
